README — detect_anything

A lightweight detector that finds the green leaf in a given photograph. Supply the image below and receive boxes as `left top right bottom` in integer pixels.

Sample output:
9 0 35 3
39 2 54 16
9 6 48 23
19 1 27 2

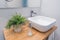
5 13 26 29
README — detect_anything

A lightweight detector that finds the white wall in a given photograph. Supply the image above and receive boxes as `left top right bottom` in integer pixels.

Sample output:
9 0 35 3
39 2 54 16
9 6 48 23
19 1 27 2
40 0 60 40
0 8 40 19
28 0 40 7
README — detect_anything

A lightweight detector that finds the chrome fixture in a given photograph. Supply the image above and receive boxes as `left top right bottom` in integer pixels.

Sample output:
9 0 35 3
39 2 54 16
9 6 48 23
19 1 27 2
30 10 37 17
28 10 37 36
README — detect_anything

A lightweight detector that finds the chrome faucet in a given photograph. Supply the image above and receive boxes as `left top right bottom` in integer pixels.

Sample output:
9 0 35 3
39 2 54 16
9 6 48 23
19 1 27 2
30 10 37 17
28 10 37 36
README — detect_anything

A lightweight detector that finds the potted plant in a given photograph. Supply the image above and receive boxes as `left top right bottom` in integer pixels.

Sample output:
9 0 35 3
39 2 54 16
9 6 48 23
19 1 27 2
5 14 26 32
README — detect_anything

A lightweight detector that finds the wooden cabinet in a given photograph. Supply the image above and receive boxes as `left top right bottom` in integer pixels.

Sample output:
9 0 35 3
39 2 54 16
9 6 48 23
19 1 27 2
3 23 57 40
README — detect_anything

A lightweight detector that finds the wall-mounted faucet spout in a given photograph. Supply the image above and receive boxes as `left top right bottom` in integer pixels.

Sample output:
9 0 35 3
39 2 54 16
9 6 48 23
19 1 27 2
30 10 37 17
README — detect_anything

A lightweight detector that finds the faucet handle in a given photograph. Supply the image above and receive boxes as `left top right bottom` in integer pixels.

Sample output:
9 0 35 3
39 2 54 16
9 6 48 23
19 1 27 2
34 12 37 14
30 10 37 17
31 10 34 13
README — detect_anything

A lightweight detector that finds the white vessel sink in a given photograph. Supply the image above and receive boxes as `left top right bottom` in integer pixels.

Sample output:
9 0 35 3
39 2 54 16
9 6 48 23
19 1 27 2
28 16 56 32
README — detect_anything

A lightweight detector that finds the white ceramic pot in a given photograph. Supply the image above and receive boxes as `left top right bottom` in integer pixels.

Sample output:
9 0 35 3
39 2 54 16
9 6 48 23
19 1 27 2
13 25 22 33
14 28 22 32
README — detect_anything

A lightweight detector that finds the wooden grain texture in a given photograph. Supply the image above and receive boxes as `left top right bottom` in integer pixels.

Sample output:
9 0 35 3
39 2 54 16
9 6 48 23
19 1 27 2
3 23 57 40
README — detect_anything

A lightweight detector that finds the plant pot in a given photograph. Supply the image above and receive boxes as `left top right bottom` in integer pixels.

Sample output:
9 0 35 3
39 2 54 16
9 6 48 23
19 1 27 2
14 27 22 32
13 25 23 33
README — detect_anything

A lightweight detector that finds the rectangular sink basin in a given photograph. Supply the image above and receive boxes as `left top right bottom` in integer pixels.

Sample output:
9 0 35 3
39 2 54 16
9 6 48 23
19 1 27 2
28 16 56 32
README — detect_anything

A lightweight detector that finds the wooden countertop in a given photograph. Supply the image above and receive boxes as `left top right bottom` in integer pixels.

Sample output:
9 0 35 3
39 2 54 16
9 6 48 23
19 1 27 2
3 23 57 40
